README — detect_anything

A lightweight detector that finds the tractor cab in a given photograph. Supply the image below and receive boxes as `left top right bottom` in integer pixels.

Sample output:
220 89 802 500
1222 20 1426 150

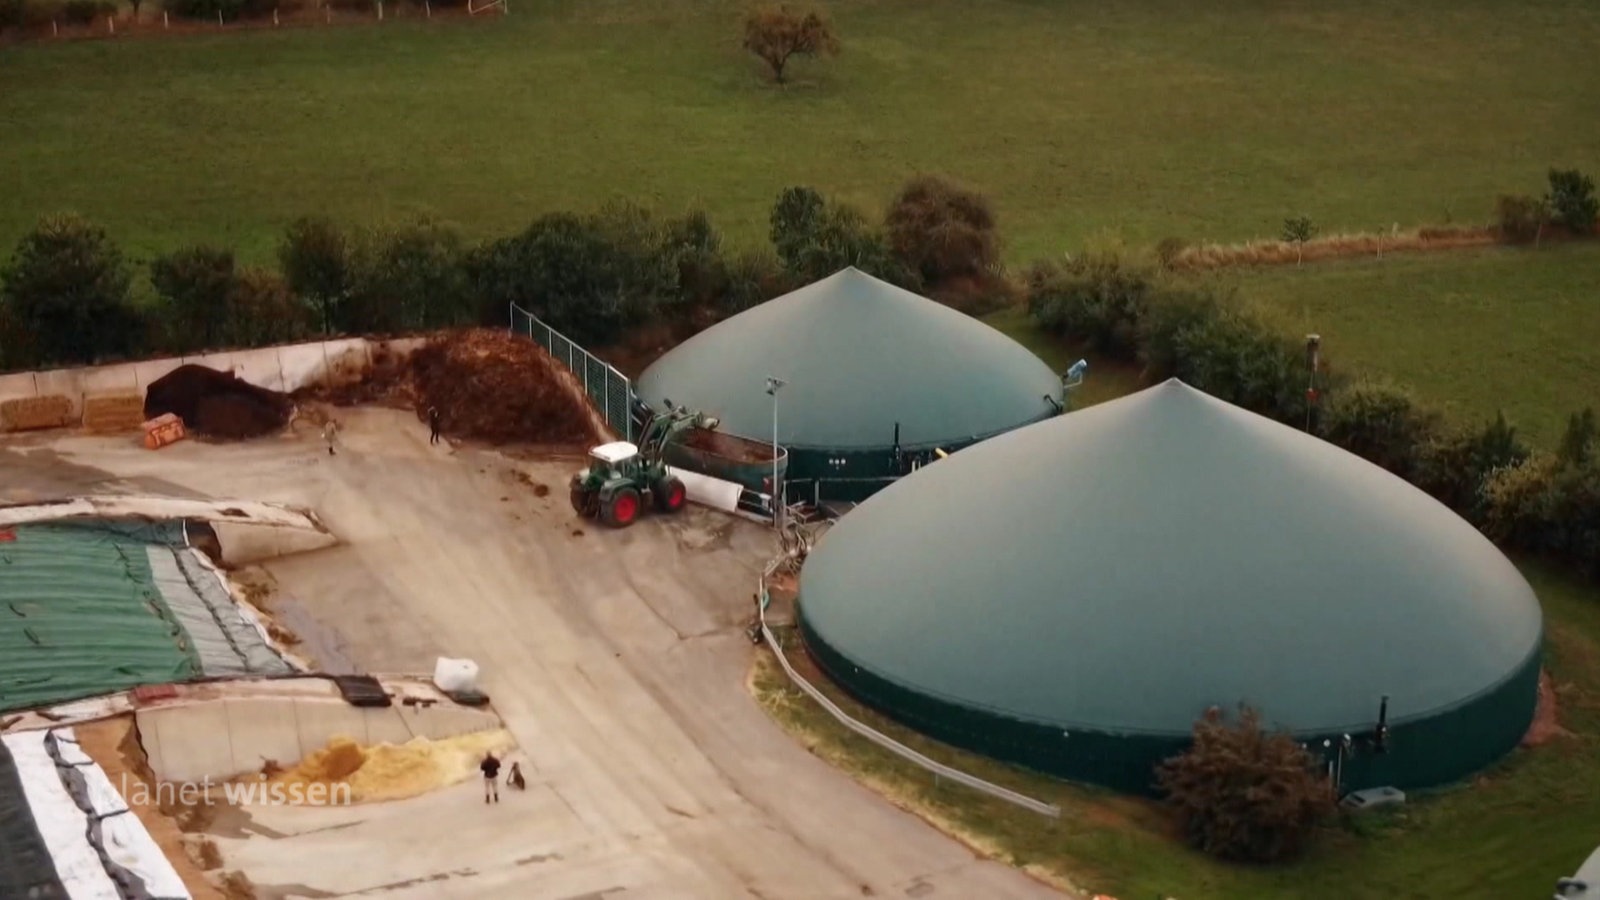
587 441 641 480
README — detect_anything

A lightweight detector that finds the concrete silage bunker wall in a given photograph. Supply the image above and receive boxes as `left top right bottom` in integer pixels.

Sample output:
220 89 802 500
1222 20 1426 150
0 336 428 433
136 690 504 783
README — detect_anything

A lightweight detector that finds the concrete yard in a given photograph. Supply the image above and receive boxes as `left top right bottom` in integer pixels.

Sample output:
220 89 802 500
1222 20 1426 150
0 408 1060 899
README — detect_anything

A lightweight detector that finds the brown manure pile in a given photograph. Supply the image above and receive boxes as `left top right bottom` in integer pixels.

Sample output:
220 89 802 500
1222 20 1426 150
409 330 600 444
145 365 293 440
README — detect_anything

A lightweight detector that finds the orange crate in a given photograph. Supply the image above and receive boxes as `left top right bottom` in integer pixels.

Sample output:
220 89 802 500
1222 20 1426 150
142 414 187 449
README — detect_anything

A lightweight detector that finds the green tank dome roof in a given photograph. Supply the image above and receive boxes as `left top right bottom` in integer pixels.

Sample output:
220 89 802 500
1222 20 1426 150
636 268 1062 450
800 380 1543 741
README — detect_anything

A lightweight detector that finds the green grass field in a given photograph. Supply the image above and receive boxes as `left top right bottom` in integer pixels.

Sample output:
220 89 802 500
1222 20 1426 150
1231 243 1600 449
2 0 1597 264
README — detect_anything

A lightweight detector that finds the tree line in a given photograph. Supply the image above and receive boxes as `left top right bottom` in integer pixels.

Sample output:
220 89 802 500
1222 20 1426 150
0 175 1004 372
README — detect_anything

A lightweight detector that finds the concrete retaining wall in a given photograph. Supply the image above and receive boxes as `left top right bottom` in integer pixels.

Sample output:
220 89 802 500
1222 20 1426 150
211 520 338 565
0 336 429 433
138 695 501 783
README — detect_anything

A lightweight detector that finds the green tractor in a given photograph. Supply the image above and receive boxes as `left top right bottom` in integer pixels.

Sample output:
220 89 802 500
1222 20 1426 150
569 404 719 528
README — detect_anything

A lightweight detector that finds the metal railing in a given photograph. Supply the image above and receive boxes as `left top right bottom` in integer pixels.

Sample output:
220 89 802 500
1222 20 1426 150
755 532 1060 819
509 303 633 442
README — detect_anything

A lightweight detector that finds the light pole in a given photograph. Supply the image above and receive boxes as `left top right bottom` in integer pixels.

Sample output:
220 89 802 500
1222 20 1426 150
765 376 786 528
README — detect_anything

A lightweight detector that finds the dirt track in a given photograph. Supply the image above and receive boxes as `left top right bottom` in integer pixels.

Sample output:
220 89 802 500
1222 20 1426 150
0 410 1060 899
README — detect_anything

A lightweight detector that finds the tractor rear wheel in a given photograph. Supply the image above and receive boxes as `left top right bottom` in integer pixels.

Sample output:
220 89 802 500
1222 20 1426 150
602 487 641 528
654 476 687 513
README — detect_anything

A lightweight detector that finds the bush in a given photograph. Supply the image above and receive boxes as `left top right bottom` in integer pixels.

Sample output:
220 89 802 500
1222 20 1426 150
150 245 237 353
1141 299 1309 425
1483 454 1600 580
470 208 680 348
1156 705 1335 863
345 219 470 333
0 214 140 368
1024 251 1156 360
1546 168 1598 235
661 209 724 314
884 175 1000 287
768 186 916 288
278 216 350 335
1413 411 1529 518
1480 409 1600 580
228 269 312 347
717 247 789 317
1559 408 1597 467
1319 380 1443 480
1494 194 1548 243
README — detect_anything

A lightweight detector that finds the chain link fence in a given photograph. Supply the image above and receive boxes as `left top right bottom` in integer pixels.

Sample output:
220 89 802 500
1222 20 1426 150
509 303 633 442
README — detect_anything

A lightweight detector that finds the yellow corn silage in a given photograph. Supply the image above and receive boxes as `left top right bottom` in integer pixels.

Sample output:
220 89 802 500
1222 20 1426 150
263 729 516 803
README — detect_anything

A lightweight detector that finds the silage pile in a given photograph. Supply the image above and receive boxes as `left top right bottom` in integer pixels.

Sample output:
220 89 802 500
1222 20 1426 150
144 365 294 440
408 329 601 445
264 729 516 804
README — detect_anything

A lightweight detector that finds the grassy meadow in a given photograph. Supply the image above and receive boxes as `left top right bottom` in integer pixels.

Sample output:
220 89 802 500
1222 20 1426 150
2 0 1598 264
1233 243 1600 449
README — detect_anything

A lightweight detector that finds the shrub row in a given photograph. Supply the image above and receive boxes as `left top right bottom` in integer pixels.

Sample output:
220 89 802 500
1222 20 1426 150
0 175 998 369
1494 168 1597 243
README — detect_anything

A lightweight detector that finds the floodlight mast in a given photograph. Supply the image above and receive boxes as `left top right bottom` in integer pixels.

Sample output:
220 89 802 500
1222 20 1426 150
765 376 787 528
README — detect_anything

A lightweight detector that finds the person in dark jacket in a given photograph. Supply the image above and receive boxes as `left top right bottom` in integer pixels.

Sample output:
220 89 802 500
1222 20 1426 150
480 751 501 803
427 406 442 445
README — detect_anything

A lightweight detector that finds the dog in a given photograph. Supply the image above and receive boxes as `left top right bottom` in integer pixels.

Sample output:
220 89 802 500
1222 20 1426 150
507 762 526 791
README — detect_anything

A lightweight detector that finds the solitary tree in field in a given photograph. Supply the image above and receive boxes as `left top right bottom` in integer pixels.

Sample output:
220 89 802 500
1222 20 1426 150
742 5 839 85
1282 215 1316 266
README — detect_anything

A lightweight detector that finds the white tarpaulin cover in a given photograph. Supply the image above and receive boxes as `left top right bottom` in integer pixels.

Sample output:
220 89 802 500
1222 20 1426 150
2 728 192 900
6 730 121 899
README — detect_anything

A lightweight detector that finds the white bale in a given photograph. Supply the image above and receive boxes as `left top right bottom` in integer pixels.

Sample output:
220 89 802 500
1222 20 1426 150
667 466 742 513
433 657 480 693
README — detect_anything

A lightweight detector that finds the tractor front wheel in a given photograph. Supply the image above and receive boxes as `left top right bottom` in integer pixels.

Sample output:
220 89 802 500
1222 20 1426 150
602 487 642 528
570 482 595 516
654 476 687 513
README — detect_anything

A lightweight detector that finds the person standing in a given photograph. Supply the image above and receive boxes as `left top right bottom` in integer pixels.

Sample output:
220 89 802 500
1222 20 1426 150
322 419 339 456
480 751 501 804
427 406 441 445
